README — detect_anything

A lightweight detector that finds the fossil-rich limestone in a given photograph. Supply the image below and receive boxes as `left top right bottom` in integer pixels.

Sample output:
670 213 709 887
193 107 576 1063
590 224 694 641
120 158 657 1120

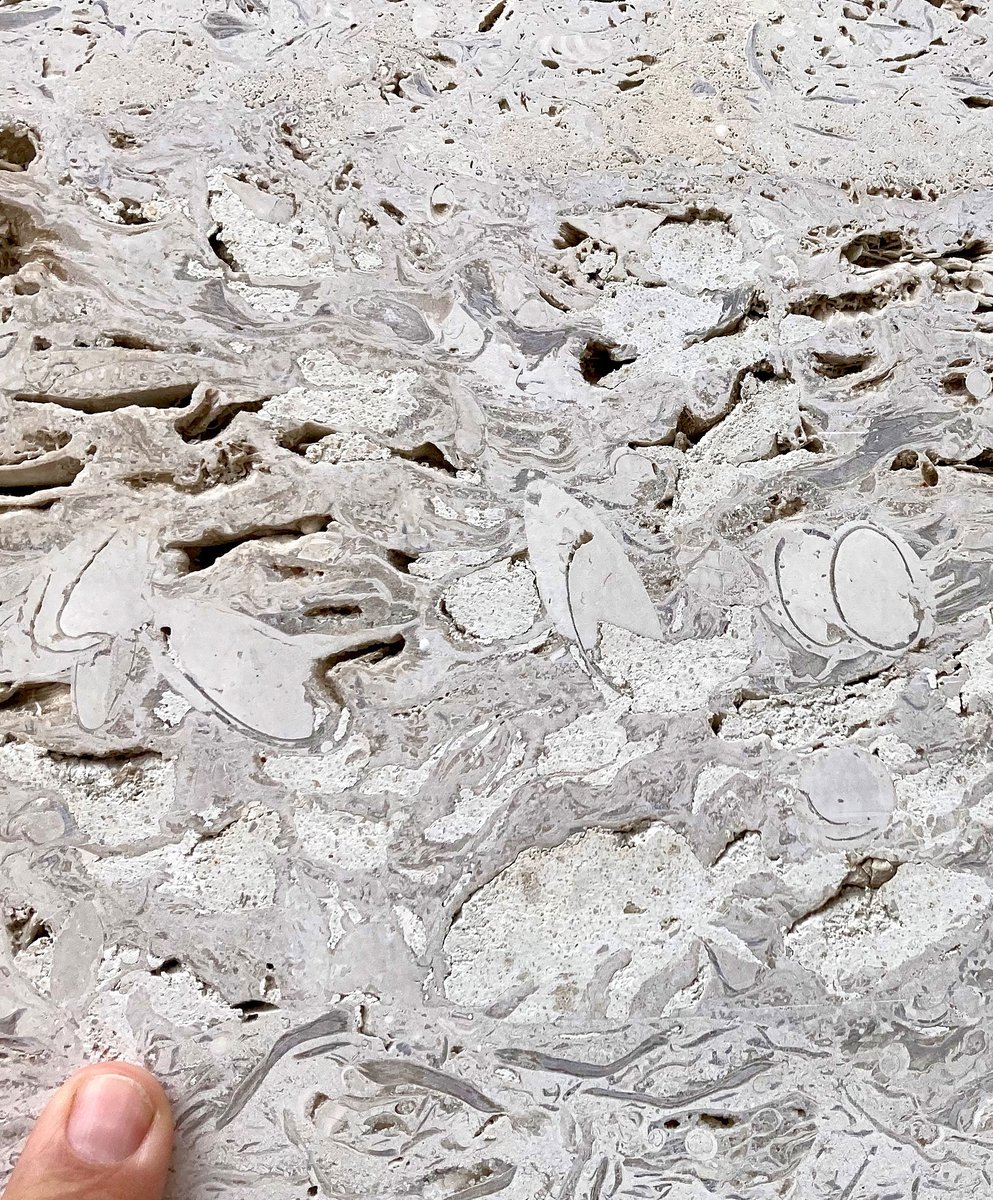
4 1 993 1197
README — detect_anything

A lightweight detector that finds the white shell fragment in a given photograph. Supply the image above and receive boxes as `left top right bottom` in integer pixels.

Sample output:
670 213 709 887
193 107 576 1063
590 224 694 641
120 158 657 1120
0 532 412 744
831 524 926 651
966 368 993 401
525 482 664 659
7 4 993 1198
798 746 896 844
771 522 933 661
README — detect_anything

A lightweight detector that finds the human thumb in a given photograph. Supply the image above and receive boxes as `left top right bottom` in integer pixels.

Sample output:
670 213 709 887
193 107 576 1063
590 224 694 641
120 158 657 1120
2 1062 174 1200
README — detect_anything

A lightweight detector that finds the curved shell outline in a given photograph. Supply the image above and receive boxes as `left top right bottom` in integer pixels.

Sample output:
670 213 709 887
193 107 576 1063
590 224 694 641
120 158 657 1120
771 521 934 660
798 745 896 844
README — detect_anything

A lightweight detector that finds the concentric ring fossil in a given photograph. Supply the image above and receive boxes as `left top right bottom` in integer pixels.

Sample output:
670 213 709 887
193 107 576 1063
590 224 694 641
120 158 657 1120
770 521 933 661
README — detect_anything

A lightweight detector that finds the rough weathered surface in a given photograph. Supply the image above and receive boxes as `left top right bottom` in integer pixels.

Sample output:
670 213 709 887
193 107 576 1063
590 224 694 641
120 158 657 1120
4 1 993 1197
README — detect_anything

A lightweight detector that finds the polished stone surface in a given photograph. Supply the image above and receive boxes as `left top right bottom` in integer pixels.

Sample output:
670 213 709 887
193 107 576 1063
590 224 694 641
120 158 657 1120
3 2 993 1196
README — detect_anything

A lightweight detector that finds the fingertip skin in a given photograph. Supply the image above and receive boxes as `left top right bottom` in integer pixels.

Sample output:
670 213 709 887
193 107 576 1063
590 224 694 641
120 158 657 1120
2 1061 174 1200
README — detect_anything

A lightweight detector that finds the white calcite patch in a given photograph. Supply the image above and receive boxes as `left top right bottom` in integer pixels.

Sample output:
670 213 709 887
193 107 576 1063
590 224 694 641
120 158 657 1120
444 823 716 1022
537 700 661 785
444 822 846 1022
787 864 993 996
598 609 753 715
0 742 175 847
207 176 331 279
91 808 280 913
263 737 372 796
442 559 541 642
262 351 420 435
293 805 391 871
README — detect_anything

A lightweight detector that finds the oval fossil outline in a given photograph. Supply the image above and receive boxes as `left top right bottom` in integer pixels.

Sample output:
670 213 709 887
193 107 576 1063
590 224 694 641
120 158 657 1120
772 520 932 658
773 525 841 651
829 522 927 653
798 744 897 843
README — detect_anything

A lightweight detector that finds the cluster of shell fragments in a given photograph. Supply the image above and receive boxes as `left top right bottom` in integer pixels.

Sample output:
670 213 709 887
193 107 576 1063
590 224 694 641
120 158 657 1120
5 1 993 1197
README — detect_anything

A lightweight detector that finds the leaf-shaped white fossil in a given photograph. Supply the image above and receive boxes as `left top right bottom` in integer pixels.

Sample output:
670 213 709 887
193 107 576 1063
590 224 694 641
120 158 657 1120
524 482 664 658
773 525 839 652
152 596 325 743
59 531 153 640
72 639 139 733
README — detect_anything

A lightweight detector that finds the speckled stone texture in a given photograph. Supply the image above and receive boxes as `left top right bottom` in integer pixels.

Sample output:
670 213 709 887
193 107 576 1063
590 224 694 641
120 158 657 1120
3 1 993 1197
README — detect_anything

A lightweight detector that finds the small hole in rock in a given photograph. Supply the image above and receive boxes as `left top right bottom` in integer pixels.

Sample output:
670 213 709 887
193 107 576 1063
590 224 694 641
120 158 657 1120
117 198 151 226
5 906 52 954
379 200 406 224
842 231 910 269
279 423 335 456
150 957 182 976
478 0 506 31
891 449 919 470
232 999 280 1022
811 350 874 378
387 549 418 574
700 1113 736 1128
554 221 589 249
324 635 406 674
305 602 362 619
208 229 239 270
108 129 138 150
580 339 635 385
391 441 459 475
0 126 37 171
